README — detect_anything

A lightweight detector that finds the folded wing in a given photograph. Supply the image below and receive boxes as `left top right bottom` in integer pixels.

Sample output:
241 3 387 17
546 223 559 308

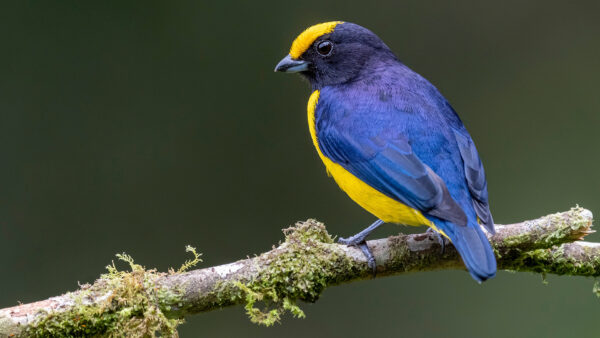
318 125 468 226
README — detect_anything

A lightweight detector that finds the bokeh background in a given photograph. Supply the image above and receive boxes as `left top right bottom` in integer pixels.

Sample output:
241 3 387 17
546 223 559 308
2 1 600 337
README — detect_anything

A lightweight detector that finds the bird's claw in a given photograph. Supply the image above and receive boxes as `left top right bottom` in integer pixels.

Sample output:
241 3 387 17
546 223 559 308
358 242 377 276
337 236 356 246
338 236 377 276
426 228 450 254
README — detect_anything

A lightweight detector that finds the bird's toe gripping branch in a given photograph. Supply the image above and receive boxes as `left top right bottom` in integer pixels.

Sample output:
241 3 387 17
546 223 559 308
426 227 450 254
337 219 385 275
337 237 377 275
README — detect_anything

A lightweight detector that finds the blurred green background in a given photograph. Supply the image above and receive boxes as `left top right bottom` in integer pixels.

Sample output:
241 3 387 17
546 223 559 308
2 1 600 337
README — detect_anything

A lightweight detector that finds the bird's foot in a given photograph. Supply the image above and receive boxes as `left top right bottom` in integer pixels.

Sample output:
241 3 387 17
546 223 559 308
338 236 377 276
338 219 384 276
337 232 369 246
426 227 450 254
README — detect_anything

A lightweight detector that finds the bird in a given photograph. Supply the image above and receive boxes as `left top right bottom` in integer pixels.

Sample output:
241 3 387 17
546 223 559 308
275 21 496 282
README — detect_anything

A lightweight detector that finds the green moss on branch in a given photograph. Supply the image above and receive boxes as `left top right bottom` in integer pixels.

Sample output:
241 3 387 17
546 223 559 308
501 243 600 276
23 248 202 337
216 220 359 326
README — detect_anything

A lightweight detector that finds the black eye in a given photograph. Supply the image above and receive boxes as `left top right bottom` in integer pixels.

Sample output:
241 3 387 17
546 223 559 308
316 40 333 56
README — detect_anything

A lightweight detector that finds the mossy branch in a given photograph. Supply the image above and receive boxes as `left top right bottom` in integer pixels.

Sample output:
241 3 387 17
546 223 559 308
0 207 596 336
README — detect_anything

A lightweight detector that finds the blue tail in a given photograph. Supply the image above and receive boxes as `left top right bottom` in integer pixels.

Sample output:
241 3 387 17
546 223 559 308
435 220 497 282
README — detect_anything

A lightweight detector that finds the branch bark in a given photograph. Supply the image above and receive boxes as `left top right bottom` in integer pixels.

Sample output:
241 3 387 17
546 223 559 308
1 207 596 337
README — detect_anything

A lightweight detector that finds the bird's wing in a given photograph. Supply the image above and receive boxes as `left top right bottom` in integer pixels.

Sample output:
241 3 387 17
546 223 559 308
318 125 468 226
453 130 494 233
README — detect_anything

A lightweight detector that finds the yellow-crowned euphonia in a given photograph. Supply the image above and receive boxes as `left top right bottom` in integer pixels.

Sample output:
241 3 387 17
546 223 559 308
275 22 496 282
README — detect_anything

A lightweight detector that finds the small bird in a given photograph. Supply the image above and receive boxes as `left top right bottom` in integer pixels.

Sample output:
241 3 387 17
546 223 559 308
275 22 496 282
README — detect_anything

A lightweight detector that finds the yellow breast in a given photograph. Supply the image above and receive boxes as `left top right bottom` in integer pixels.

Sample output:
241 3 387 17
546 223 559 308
307 90 433 227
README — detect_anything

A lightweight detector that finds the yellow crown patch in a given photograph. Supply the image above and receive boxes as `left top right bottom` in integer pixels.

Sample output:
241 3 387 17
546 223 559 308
289 21 343 59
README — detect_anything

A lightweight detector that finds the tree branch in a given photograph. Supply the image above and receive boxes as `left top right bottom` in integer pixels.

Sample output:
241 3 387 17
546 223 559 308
0 207 596 337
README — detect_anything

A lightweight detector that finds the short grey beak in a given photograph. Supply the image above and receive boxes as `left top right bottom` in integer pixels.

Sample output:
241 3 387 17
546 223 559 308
274 54 309 73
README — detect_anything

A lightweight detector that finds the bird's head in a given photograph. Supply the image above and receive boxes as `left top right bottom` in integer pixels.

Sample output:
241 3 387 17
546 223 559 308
275 21 395 88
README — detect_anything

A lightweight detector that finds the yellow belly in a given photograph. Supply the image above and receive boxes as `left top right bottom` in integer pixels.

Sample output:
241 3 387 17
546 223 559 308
307 90 433 227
